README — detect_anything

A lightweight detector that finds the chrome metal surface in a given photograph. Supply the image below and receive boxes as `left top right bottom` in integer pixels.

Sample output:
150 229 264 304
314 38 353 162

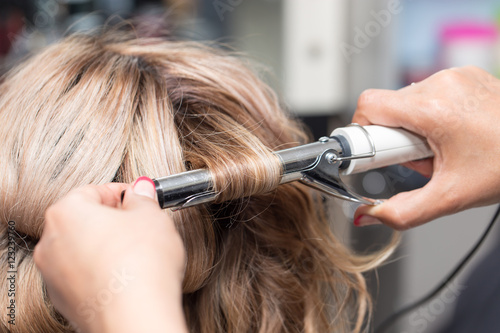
153 134 378 209
154 170 215 209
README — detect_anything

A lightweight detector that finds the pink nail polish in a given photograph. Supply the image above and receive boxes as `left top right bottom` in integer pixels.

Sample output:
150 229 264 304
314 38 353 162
133 176 156 200
354 215 362 226
133 176 155 188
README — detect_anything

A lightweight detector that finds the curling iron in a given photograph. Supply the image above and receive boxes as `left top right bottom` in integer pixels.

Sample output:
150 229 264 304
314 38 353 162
153 124 434 210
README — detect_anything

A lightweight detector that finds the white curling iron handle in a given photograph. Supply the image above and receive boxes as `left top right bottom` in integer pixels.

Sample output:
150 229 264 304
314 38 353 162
331 125 434 176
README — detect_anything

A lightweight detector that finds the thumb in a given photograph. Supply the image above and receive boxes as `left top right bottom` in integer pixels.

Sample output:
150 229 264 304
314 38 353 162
353 179 449 230
122 176 161 212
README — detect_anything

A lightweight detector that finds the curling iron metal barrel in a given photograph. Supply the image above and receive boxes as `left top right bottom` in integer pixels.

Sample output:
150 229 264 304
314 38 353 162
153 125 434 209
153 137 347 209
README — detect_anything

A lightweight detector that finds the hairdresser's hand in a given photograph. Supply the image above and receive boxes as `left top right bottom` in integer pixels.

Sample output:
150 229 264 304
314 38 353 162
34 178 187 333
352 66 500 230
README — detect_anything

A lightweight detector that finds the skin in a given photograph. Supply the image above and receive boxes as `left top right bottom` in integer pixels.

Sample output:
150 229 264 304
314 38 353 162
352 66 500 230
34 179 187 333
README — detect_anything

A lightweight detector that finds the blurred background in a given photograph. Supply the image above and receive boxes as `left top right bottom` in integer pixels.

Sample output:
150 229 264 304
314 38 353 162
1 0 500 332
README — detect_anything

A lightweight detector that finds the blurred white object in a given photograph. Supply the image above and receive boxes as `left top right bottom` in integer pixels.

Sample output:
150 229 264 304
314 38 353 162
283 0 348 115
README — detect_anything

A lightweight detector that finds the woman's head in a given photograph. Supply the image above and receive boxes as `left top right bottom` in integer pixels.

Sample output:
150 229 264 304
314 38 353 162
0 29 393 332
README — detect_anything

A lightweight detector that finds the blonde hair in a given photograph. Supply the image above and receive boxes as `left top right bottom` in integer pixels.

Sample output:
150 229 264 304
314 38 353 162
0 30 395 332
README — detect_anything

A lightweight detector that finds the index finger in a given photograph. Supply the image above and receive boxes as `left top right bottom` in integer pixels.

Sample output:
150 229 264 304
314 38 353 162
70 183 129 208
352 88 425 136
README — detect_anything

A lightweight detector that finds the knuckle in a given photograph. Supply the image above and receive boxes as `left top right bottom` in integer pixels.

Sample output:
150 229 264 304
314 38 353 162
44 196 73 229
382 215 412 231
422 97 452 117
438 68 463 83
378 204 414 231
33 245 44 266
355 89 381 124
462 65 482 74
44 204 58 223
357 89 378 109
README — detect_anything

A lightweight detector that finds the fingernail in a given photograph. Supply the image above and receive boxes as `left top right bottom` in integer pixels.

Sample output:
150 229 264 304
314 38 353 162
354 215 382 227
133 176 156 200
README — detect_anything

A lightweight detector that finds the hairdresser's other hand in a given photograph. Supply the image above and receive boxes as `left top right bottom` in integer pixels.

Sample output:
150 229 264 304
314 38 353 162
34 178 187 333
352 66 500 230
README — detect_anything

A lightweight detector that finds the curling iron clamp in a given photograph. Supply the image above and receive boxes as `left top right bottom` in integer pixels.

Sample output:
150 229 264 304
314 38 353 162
153 125 434 210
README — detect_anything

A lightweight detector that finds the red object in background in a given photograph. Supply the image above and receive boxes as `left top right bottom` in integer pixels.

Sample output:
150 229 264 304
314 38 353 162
0 9 25 56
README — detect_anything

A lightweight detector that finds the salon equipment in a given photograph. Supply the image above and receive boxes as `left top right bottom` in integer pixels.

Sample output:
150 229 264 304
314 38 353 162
153 124 433 210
